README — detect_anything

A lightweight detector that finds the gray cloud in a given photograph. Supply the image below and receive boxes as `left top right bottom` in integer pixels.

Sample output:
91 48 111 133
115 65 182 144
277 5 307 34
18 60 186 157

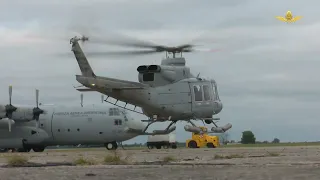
0 0 319 143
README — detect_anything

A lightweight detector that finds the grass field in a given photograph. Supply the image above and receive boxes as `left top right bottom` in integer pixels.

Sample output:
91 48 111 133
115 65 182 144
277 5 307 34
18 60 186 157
221 142 320 148
44 142 320 152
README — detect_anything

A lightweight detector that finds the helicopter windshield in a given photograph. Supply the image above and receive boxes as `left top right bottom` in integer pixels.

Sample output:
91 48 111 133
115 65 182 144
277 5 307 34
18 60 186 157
211 80 220 101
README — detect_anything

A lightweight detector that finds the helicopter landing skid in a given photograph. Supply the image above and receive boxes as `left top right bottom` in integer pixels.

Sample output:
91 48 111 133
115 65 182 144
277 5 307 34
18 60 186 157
140 119 177 135
202 118 232 133
183 117 232 134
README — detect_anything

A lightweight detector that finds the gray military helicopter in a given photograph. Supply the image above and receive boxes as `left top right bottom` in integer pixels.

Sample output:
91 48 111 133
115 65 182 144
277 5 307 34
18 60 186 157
69 35 232 135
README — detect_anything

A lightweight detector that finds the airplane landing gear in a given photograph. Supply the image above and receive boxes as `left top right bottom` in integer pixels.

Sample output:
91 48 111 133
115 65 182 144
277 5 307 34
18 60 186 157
32 146 45 152
105 141 118 150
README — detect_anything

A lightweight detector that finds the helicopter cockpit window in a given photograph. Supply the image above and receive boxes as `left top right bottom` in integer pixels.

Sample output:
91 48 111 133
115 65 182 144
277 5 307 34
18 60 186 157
143 73 154 81
211 82 217 100
203 85 211 101
193 85 203 101
109 108 120 116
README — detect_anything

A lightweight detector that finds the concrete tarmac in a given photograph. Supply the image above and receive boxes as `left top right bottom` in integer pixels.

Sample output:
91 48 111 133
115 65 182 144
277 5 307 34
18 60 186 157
1 146 320 180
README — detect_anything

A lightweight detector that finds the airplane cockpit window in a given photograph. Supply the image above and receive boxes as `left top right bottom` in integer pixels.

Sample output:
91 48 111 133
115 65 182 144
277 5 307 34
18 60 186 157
120 110 129 121
203 85 211 101
193 85 203 101
143 73 154 81
109 108 120 116
114 119 122 125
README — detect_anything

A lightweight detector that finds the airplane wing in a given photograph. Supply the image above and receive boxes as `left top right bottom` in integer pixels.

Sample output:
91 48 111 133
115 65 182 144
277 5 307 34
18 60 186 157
275 16 287 22
291 16 302 22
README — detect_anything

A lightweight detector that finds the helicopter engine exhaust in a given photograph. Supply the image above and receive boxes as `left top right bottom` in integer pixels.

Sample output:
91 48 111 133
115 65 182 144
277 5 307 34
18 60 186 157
147 65 161 72
184 125 203 133
137 65 148 73
211 123 232 133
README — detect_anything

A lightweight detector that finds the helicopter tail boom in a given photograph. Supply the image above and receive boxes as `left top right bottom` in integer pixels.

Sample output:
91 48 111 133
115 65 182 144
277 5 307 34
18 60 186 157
70 36 96 78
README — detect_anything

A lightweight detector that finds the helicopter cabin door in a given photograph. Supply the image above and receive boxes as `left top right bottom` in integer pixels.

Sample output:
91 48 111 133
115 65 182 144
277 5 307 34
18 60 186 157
189 82 214 118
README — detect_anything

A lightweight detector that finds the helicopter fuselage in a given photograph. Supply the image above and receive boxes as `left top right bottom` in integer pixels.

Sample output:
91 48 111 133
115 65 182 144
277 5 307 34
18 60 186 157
76 75 223 121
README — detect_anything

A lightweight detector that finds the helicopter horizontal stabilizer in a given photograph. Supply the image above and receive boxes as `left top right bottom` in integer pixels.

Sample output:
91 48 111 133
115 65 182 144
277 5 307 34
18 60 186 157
76 88 95 92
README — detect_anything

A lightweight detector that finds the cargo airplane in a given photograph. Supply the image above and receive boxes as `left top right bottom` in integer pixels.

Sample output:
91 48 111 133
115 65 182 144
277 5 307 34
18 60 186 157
0 86 146 152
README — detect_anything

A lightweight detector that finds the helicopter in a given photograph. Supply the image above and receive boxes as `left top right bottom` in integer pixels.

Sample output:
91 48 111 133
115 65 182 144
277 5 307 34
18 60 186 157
68 35 232 136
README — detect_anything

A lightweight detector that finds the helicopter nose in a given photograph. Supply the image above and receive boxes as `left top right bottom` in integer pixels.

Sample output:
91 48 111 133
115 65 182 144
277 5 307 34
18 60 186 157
214 101 223 114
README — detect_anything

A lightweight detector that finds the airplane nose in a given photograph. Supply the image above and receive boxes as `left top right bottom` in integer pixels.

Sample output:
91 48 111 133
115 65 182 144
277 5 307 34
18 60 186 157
127 117 146 131
137 120 147 130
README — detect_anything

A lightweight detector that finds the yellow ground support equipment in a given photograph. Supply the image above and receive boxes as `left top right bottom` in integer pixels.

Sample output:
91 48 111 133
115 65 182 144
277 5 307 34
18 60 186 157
186 126 220 148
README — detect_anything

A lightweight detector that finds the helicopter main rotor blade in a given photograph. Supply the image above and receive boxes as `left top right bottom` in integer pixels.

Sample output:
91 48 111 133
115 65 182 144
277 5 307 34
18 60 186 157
85 50 159 57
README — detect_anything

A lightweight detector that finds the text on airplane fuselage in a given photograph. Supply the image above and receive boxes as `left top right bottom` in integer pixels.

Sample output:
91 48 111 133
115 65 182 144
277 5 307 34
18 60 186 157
53 111 108 116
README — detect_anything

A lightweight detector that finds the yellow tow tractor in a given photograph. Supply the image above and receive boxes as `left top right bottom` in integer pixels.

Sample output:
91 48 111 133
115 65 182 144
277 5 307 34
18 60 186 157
186 126 220 148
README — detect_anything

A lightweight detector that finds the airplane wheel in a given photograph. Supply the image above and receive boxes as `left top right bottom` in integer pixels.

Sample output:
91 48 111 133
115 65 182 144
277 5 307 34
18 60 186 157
188 140 197 148
205 120 212 124
105 142 118 150
33 146 45 152
0 148 8 153
207 143 215 148
17 148 31 152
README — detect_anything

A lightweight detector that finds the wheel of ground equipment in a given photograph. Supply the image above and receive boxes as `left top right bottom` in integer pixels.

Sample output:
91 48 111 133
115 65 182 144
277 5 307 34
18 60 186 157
171 144 177 149
147 145 154 149
32 146 45 152
188 140 198 148
206 142 215 148
163 145 170 149
156 145 161 149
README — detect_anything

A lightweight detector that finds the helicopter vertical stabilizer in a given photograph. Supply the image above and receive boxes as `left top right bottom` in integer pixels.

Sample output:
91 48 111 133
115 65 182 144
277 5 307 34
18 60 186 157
70 36 96 78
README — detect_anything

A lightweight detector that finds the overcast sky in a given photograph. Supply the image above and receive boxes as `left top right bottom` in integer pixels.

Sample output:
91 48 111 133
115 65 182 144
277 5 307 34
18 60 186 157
1 0 320 144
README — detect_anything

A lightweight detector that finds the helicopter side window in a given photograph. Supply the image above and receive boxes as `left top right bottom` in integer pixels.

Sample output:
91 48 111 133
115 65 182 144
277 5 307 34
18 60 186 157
193 85 203 101
143 73 154 81
203 85 211 101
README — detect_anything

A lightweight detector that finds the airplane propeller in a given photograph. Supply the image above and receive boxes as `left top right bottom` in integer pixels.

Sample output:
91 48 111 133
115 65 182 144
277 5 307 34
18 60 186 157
33 89 44 128
3 86 46 131
80 93 83 107
101 95 104 103
5 86 17 132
